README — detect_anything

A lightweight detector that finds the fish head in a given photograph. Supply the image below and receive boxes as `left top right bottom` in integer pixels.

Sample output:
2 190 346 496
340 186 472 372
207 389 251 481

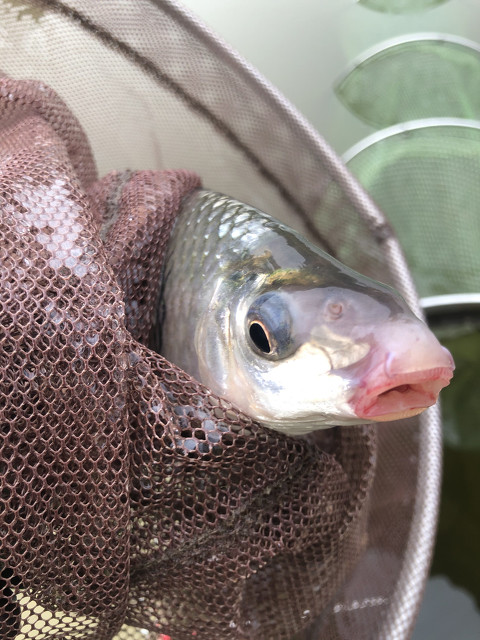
208 257 454 435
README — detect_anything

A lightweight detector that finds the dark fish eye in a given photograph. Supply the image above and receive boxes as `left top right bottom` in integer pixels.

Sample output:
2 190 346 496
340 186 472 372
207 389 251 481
246 292 293 359
249 321 271 353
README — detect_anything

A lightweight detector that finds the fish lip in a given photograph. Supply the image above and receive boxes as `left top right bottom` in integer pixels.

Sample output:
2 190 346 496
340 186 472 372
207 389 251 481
350 365 454 420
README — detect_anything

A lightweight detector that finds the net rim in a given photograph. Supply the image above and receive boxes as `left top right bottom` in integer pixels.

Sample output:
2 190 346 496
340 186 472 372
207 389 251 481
8 2 443 637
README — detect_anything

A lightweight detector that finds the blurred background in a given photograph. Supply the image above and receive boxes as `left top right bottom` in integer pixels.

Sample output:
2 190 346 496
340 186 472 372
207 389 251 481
180 1 480 637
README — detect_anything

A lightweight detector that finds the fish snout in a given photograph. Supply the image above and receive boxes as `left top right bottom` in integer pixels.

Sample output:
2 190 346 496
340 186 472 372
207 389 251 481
350 321 455 422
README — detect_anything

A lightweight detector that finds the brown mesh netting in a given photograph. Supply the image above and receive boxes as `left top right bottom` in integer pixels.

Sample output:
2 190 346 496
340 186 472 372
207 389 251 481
0 76 378 640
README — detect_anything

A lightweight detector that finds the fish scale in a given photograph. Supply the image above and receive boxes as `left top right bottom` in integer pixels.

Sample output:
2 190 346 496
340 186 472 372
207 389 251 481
161 191 274 373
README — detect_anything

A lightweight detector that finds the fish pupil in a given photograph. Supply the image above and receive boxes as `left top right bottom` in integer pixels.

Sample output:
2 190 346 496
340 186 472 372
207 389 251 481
249 322 271 354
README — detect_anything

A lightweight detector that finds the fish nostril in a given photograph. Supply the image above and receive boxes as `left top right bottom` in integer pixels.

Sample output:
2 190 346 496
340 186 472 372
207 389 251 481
327 302 343 319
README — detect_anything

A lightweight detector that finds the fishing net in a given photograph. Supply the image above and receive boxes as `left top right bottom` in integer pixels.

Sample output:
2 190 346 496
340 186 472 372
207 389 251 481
0 1 441 639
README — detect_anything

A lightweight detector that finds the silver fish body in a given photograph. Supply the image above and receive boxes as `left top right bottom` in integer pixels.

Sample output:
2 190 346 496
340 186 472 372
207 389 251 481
160 189 454 435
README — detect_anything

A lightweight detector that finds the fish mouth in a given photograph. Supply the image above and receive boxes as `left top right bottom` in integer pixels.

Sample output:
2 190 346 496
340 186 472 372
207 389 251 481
351 366 454 422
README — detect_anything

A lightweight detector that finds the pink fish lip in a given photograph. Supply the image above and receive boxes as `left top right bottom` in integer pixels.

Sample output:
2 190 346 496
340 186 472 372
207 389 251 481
350 365 454 422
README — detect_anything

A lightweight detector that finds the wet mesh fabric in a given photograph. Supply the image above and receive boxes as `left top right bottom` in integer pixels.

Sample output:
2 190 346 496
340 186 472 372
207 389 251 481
0 2 443 640
0 76 377 640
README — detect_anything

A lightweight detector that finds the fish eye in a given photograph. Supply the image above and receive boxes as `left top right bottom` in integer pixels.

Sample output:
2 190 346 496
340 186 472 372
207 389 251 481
246 292 294 359
249 321 272 354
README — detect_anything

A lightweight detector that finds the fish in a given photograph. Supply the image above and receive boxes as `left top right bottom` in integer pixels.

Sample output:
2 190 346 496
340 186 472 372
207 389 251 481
159 189 454 436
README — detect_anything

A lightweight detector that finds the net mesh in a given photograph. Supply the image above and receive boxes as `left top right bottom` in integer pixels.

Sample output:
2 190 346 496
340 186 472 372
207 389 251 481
0 2 442 640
